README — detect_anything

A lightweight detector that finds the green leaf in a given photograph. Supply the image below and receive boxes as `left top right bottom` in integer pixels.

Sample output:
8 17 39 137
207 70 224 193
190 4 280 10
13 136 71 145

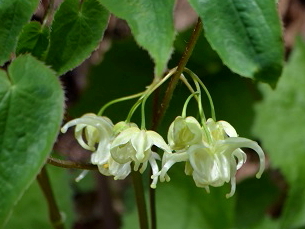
45 0 109 75
123 164 235 229
253 39 305 228
3 165 74 229
16 21 50 59
189 0 284 87
0 54 64 226
98 0 176 77
0 0 39 66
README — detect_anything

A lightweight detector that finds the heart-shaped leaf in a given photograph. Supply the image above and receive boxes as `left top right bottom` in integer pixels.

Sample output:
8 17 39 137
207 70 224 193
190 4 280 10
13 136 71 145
45 0 109 75
0 0 39 65
16 21 50 60
0 54 64 226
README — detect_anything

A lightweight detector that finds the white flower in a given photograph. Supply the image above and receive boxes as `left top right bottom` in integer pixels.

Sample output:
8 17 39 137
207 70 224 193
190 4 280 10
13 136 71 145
167 116 202 150
97 157 132 180
158 118 265 198
61 114 132 179
110 126 171 188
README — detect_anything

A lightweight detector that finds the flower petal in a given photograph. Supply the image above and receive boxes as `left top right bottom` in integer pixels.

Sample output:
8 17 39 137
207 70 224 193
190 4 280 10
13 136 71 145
226 176 236 198
111 127 139 149
147 130 171 152
159 151 188 182
233 149 247 170
91 141 111 165
150 155 161 188
62 114 113 152
218 121 238 137
167 116 202 150
131 130 150 162
74 124 95 150
220 137 265 178
110 143 135 164
188 144 229 187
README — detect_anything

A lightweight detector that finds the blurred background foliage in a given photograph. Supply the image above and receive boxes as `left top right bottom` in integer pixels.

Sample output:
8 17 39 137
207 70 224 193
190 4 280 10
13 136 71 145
6 0 305 228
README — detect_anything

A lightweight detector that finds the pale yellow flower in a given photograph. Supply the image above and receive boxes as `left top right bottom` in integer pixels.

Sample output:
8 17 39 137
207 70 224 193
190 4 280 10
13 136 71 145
158 118 265 198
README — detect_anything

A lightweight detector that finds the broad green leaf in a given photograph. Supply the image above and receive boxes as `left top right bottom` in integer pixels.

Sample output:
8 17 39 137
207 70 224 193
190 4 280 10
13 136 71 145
16 21 49 59
253 39 305 228
123 164 235 229
4 165 74 229
98 0 176 77
0 54 64 226
0 0 39 66
189 0 284 87
45 0 109 75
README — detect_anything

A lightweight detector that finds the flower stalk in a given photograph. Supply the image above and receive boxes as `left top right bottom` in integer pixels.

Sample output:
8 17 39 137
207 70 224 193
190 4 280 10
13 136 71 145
37 165 65 229
132 170 149 229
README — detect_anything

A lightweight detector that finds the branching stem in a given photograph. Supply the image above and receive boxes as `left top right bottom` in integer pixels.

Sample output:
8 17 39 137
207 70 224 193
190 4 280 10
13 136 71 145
152 18 202 130
47 157 98 170
149 18 203 229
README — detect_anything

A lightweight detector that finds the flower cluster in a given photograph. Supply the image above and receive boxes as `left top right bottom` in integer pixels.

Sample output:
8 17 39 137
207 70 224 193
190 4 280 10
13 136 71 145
61 114 171 187
156 116 265 198
61 68 265 197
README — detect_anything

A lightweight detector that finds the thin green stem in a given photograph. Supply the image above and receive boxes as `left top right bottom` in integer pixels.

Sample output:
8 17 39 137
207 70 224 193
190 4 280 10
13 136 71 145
180 73 201 105
141 98 146 129
140 67 177 129
193 80 206 123
47 157 98 170
149 18 203 229
98 91 145 116
180 74 196 95
37 165 65 229
184 68 216 121
126 98 144 123
182 92 199 118
132 170 149 229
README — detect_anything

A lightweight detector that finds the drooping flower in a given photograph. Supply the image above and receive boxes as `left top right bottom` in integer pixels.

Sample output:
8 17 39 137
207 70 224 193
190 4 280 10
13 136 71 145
158 117 265 198
97 157 132 180
167 116 202 150
110 126 171 188
61 114 132 179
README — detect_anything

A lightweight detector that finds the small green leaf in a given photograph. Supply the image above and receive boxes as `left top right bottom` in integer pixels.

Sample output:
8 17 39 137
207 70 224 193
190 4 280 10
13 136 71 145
16 21 49 59
45 0 109 75
0 54 64 226
253 39 305 228
0 0 39 66
189 0 284 86
98 0 176 77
